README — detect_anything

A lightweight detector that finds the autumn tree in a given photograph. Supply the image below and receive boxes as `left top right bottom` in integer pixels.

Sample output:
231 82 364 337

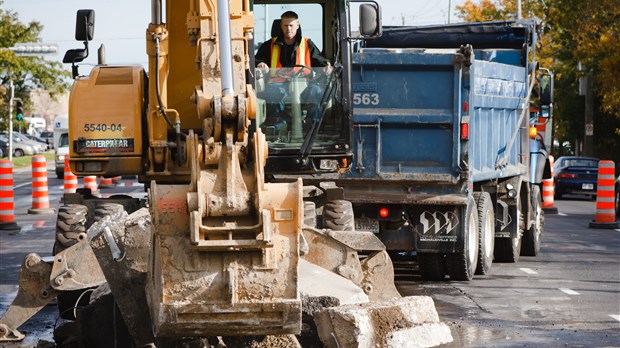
0 2 70 131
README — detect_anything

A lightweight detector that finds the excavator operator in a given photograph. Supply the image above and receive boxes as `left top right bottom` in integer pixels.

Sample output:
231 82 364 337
255 11 331 134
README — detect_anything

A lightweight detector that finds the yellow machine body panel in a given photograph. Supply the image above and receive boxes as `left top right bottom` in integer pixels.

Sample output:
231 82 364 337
68 65 145 176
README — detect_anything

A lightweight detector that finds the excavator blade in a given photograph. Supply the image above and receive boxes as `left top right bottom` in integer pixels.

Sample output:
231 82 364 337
301 227 401 302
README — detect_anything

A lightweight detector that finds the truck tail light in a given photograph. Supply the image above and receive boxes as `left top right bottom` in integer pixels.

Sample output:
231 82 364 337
379 207 389 218
529 126 538 138
460 122 469 140
463 101 469 113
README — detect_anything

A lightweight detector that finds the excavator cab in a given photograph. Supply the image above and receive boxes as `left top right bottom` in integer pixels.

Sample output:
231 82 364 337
254 2 379 175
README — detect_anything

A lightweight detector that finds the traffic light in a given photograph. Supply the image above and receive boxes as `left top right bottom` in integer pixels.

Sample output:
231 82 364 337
15 100 24 121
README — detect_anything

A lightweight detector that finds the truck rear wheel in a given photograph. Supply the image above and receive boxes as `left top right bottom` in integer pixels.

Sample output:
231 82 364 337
417 253 446 280
494 195 523 263
447 197 479 281
522 185 543 256
322 200 355 231
474 192 495 275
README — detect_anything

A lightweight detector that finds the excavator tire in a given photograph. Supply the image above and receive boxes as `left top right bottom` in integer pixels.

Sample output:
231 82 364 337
322 200 355 231
92 202 126 225
53 204 88 255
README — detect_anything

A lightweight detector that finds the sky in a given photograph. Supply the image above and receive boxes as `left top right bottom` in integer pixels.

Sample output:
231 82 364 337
2 0 467 70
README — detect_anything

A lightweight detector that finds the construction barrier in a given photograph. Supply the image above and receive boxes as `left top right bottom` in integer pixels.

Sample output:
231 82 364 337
83 175 99 194
99 176 114 188
63 158 78 194
589 160 619 229
0 160 20 231
542 155 558 214
28 155 54 214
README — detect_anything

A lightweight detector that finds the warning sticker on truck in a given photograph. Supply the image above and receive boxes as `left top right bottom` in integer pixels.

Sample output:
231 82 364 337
418 211 459 242
74 138 135 154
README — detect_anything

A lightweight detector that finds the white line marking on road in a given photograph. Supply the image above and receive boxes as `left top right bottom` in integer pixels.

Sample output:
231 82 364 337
610 315 620 322
520 268 538 275
615 229 620 232
559 288 579 295
14 182 30 189
558 212 567 216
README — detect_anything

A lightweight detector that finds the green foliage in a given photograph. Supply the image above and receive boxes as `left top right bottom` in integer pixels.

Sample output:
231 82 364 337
11 151 55 168
0 2 71 131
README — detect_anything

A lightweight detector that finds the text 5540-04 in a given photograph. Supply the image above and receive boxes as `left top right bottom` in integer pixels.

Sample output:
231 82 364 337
83 123 122 132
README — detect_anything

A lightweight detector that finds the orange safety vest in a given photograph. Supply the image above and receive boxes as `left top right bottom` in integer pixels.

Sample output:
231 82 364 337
269 37 312 81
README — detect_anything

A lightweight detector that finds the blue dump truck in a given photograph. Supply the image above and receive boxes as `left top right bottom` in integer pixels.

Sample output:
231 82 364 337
335 20 553 281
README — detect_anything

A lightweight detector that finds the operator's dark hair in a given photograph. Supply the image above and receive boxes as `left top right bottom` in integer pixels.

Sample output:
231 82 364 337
281 11 299 20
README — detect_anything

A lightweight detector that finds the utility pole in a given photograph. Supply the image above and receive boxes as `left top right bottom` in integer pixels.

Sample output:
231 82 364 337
8 80 14 161
516 0 522 20
584 70 594 156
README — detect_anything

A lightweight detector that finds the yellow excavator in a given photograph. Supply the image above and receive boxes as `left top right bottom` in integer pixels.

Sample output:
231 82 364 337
0 1 450 347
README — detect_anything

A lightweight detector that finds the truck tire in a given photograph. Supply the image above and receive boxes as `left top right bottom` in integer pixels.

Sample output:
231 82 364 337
417 253 446 280
522 185 543 256
303 201 317 228
494 195 523 263
447 197 479 281
322 200 355 231
474 192 495 275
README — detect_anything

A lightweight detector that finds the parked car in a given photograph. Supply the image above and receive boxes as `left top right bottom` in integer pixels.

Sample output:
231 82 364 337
39 131 54 149
0 132 44 154
616 175 620 220
553 156 599 199
0 135 37 157
12 132 44 153
0 139 7 158
24 134 51 150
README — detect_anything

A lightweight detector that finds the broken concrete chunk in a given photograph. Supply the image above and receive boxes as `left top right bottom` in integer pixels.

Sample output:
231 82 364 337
313 296 453 348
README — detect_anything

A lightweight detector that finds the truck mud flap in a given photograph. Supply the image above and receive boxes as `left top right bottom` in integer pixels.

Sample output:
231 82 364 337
411 205 465 253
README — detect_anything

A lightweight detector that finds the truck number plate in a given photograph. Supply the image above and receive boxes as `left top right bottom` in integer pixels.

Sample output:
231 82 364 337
582 183 594 190
355 218 379 233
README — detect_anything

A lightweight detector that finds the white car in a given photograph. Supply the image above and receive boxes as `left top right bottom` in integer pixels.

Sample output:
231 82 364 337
55 132 69 178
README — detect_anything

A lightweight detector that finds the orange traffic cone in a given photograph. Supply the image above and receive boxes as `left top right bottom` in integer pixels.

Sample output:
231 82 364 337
99 176 114 188
28 155 54 214
0 160 20 231
589 160 619 229
83 175 99 194
542 155 558 214
63 158 78 194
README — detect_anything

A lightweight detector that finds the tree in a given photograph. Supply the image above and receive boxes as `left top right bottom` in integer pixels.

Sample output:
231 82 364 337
455 0 620 164
0 2 71 131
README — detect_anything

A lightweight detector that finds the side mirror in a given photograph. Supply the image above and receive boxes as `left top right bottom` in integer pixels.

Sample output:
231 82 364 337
62 48 88 64
539 72 553 106
75 9 95 41
359 3 381 38
64 9 95 79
